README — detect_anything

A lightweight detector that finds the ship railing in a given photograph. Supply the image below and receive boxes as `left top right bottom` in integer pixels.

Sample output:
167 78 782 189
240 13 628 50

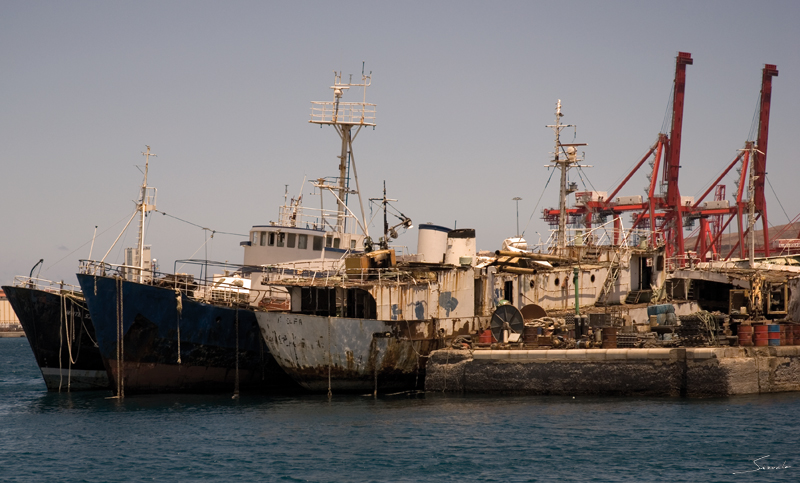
309 101 376 126
78 259 288 308
171 259 305 308
79 259 156 281
275 204 364 235
254 263 414 287
12 276 81 294
256 259 344 277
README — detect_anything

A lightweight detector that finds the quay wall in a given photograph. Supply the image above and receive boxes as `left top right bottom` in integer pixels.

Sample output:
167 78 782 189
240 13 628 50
425 347 800 398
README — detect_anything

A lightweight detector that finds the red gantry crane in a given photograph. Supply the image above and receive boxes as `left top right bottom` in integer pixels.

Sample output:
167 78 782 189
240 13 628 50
542 54 780 267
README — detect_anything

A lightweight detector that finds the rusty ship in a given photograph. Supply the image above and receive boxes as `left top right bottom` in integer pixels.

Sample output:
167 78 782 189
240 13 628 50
253 73 686 394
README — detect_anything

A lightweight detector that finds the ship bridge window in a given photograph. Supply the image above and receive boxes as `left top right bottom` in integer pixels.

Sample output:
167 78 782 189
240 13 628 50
277 232 285 247
287 233 296 248
268 232 276 246
259 231 267 246
333 238 340 249
350 240 356 250
325 235 333 248
298 234 308 249
313 236 323 251
252 232 258 244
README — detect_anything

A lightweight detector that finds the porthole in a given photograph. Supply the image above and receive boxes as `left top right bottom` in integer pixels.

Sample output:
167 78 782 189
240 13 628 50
554 277 560 287
529 280 535 288
591 274 596 283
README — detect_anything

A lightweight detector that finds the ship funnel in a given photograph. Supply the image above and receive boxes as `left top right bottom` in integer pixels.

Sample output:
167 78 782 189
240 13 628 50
416 223 451 263
444 228 477 267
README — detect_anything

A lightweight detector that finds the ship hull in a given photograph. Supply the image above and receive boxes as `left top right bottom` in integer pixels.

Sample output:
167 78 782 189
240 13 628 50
256 312 455 393
1 285 110 391
76 274 299 394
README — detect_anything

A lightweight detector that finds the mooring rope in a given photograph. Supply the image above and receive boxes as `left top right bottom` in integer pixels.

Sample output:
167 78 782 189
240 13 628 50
63 294 74 392
373 344 379 398
233 305 240 400
327 316 332 399
58 293 63 393
115 277 125 399
402 318 423 390
442 349 450 393
64 293 98 348
175 289 183 364
63 295 79 365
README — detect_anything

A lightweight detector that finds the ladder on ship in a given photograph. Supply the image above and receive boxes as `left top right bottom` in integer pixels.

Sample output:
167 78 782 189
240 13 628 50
596 237 631 306
597 262 621 306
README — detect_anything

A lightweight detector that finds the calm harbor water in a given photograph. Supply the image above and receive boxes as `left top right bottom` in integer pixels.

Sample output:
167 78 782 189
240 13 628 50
1 337 798 482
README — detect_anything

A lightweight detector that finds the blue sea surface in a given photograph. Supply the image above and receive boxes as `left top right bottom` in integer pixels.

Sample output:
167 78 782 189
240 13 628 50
1 337 798 482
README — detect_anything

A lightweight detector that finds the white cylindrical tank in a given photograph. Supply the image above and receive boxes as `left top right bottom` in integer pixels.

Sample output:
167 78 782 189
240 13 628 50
417 223 452 263
501 237 527 251
444 228 476 266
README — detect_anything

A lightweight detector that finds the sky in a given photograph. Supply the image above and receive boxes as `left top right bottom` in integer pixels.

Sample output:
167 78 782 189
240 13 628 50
2 1 799 286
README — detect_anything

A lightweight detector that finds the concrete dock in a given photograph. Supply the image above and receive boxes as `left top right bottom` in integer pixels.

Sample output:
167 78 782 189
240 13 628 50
425 346 800 397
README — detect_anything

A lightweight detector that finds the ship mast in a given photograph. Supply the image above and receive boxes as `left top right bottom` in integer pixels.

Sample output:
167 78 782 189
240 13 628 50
746 142 759 268
136 146 157 283
309 65 376 236
546 100 587 257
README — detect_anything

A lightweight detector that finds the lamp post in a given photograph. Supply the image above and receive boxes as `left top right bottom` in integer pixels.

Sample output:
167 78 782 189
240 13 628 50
512 197 522 237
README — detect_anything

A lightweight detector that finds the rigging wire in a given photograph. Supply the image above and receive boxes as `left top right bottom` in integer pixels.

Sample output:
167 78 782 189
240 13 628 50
175 235 214 273
520 166 557 238
661 82 675 135
748 91 761 142
154 209 247 237
44 212 134 272
766 174 792 225
575 166 598 193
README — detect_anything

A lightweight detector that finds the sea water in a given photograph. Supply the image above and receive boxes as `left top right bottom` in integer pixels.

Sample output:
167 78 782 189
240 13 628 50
1 337 798 482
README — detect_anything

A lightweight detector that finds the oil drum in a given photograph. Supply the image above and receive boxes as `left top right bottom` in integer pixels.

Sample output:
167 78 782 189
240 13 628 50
601 327 617 349
523 326 541 345
768 324 780 346
738 325 753 347
754 325 769 346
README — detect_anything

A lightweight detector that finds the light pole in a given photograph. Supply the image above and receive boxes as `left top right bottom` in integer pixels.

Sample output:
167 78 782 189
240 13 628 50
512 197 522 237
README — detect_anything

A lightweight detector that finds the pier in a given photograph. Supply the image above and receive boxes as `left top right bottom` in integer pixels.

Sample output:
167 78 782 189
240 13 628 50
425 346 800 398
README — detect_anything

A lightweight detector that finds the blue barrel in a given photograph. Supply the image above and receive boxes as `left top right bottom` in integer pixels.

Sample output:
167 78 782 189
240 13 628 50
768 325 781 346
647 304 675 316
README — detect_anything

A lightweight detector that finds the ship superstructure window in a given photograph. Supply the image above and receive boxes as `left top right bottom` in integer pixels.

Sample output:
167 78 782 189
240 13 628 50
345 288 376 319
298 234 308 249
252 232 258 244
268 232 276 246
325 235 333 248
333 238 340 249
313 236 323 251
287 233 296 248
350 240 356 250
260 232 267 246
299 287 376 319
504 280 514 305
277 233 285 247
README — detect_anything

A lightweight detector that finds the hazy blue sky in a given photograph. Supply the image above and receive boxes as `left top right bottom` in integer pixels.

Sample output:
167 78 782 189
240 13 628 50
2 1 798 285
